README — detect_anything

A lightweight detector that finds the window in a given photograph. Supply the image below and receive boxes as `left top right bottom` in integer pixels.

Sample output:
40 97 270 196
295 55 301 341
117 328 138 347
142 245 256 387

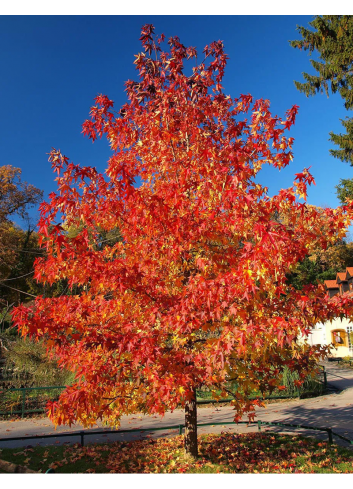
331 329 348 347
347 325 353 354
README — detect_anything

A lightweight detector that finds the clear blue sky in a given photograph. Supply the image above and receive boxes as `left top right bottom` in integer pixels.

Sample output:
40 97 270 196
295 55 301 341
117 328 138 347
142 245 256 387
1 15 352 233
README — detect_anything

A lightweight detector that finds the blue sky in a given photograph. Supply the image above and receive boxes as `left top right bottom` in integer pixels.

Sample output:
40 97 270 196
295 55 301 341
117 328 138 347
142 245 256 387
1 15 352 233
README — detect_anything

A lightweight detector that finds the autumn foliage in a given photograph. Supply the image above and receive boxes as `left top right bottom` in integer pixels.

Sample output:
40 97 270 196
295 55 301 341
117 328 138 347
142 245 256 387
12 26 353 453
0 165 43 306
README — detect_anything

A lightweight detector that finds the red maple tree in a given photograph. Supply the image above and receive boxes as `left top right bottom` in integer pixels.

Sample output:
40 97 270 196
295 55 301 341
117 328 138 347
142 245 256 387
13 25 353 456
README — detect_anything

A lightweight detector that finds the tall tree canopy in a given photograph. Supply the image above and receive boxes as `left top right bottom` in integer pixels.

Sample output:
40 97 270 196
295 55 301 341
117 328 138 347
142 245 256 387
290 15 353 165
0 224 41 306
13 25 353 456
0 166 43 308
287 240 353 289
0 165 43 223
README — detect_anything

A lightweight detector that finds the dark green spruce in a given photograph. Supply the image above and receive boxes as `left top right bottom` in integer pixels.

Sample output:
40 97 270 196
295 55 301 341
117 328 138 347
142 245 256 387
290 16 353 168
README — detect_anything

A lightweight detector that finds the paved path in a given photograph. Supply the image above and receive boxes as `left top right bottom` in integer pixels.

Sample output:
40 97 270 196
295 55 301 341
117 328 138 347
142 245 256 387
1 361 353 449
323 360 353 391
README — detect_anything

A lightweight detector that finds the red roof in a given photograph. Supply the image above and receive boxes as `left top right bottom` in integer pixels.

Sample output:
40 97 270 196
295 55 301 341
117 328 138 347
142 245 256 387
336 272 347 283
346 267 353 279
324 280 339 289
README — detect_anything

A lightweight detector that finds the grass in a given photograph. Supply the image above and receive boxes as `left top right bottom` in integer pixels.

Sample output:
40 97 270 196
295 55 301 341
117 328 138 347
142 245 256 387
1 433 353 473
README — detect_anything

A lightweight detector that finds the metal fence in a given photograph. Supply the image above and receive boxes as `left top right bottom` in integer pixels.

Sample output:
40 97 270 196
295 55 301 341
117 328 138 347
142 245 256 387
0 418 351 474
0 367 328 418
0 419 352 448
198 367 328 404
0 386 65 418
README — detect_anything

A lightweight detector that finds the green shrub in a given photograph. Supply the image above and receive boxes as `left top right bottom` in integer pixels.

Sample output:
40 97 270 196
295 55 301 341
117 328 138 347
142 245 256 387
281 366 324 397
1 336 74 388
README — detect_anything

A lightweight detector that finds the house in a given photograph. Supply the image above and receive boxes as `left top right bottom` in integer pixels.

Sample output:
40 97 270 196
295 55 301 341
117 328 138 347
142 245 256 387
307 267 353 358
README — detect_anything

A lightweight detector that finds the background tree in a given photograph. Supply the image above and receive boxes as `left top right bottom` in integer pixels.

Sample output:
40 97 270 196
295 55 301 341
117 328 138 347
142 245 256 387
0 165 43 223
281 204 353 288
312 239 353 272
287 241 353 289
336 178 353 205
290 16 353 205
0 167 82 388
1 336 74 389
0 166 45 386
13 25 353 457
0 225 43 307
0 165 43 310
290 15 353 165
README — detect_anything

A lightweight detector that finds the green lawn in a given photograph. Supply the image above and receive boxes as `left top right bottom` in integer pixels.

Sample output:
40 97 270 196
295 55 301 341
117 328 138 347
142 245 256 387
1 433 353 473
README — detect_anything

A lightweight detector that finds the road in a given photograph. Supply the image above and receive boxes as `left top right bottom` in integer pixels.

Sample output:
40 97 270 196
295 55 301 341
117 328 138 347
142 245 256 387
1 361 353 449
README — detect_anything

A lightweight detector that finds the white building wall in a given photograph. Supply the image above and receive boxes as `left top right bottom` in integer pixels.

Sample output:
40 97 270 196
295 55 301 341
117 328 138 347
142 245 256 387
307 327 325 347
309 317 353 358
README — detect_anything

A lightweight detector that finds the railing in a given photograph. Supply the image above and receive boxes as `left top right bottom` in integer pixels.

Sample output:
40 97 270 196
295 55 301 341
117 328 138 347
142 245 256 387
0 385 285 417
0 419 352 448
1 420 351 474
319 365 328 388
0 387 324 418
198 368 328 404
0 368 329 418
337 358 353 367
0 386 66 418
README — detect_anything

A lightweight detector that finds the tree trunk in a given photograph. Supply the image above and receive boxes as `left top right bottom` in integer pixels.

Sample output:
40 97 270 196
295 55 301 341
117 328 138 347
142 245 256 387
184 388 198 457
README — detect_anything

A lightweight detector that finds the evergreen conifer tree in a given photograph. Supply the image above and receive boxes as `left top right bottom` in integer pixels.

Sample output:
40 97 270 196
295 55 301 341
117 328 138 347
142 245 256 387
290 15 353 165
